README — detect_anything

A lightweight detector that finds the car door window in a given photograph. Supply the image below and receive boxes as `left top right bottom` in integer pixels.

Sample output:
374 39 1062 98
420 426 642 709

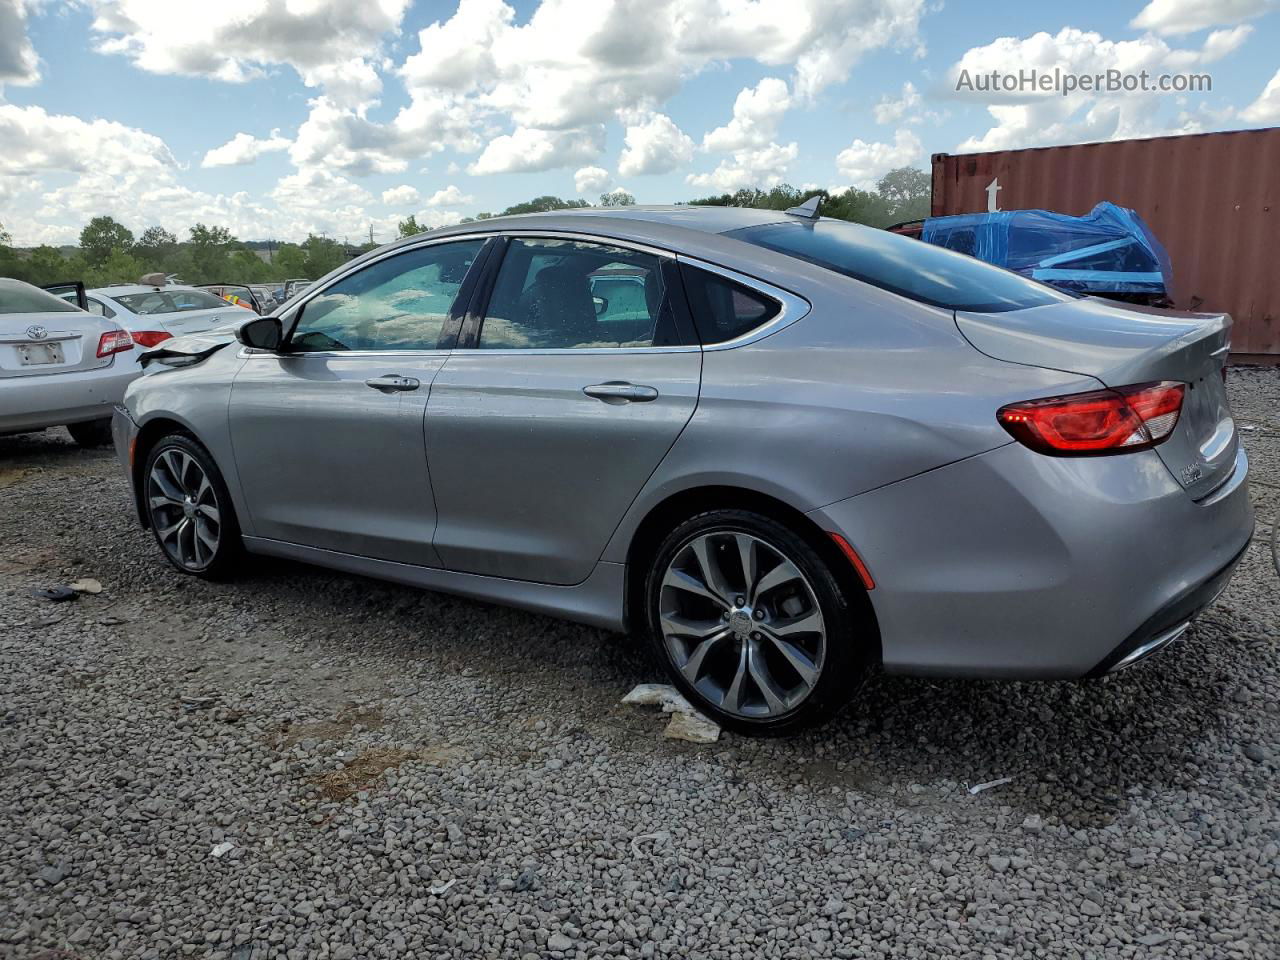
479 238 672 349
289 239 485 352
679 264 780 344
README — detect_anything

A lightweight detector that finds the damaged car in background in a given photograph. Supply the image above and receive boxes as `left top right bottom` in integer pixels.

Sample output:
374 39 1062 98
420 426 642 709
110 203 1253 734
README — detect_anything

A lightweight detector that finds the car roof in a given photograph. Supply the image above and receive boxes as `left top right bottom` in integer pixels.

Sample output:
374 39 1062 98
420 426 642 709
90 284 206 297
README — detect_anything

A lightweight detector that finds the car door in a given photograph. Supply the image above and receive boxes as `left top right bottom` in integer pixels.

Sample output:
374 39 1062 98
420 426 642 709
228 237 489 565
426 235 702 585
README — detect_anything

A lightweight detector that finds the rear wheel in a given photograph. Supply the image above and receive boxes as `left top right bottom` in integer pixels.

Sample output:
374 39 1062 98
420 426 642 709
142 434 241 580
67 418 112 448
644 509 873 735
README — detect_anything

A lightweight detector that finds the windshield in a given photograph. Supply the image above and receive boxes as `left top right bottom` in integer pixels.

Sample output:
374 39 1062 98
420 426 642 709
0 279 83 314
112 289 230 315
729 220 1073 313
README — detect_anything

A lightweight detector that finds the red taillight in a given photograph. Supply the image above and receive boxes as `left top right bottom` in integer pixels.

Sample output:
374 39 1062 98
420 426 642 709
131 330 173 348
998 381 1185 456
96 329 134 357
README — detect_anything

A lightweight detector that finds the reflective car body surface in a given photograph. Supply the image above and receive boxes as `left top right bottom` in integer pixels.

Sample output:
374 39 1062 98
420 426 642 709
111 206 1254 710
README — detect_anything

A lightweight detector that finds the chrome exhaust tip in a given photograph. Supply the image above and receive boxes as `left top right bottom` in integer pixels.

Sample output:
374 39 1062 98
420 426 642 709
1107 621 1192 673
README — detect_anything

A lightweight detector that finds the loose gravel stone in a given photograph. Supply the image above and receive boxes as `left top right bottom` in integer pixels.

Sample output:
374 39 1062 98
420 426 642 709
0 368 1277 959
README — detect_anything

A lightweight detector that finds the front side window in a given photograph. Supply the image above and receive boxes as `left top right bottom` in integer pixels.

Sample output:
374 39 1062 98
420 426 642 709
289 239 484 352
479 238 672 349
730 220 1072 313
114 289 231 315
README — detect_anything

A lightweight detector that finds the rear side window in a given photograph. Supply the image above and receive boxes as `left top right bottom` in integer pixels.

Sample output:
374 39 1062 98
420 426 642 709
679 265 781 344
0 279 82 314
730 220 1072 313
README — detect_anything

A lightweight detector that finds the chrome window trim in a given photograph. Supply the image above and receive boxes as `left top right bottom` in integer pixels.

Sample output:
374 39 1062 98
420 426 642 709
675 254 811 351
239 348 452 360
274 229 808 358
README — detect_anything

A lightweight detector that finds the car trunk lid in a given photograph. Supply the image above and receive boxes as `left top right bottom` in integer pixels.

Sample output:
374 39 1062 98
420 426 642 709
0 310 117 379
957 297 1236 500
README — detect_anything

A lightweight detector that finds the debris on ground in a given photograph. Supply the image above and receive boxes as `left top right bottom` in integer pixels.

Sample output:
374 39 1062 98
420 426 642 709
68 578 102 594
428 878 456 895
968 776 1014 795
622 683 722 743
306 747 418 801
210 841 234 858
29 586 76 602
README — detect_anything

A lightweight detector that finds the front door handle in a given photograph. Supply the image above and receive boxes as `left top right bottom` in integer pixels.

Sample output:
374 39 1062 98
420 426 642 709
366 375 420 392
583 381 659 404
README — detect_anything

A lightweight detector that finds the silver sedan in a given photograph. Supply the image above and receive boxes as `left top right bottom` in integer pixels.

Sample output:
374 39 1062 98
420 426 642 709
111 205 1254 733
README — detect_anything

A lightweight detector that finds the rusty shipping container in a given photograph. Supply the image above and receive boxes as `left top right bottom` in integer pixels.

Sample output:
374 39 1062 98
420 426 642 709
930 127 1280 359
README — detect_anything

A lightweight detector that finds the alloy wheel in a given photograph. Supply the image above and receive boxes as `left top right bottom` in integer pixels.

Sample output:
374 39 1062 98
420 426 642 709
658 531 826 719
147 448 222 570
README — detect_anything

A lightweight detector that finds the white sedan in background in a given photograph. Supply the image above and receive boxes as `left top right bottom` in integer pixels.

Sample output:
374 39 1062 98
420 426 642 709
83 283 247 348
1 278 140 446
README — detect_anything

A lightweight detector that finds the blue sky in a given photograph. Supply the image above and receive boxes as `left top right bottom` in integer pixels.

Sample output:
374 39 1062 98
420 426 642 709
1 0 1277 245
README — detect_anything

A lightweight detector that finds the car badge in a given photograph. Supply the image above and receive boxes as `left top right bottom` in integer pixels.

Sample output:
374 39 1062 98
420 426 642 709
26 324 48 340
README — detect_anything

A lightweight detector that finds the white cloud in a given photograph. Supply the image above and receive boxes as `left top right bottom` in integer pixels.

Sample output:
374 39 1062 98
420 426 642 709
201 131 291 168
574 165 611 194
834 128 922 187
468 125 604 175
949 27 1254 152
425 185 474 207
1131 0 1275 36
0 103 175 177
0 0 39 91
702 77 791 152
1240 67 1280 123
617 112 695 177
686 142 799 193
89 0 412 108
873 81 922 124
381 184 420 206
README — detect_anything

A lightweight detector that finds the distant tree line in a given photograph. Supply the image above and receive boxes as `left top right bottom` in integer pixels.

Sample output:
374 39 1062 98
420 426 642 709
0 217 363 289
0 169 929 288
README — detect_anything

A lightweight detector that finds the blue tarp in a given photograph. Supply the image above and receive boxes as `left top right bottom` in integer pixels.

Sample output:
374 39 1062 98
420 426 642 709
919 201 1173 300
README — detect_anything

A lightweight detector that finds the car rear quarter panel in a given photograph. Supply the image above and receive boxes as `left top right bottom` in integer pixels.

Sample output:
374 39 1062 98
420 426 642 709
601 270 1103 564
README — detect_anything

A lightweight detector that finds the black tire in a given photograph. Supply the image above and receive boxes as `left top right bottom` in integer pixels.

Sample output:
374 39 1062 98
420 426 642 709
142 433 242 581
643 509 874 736
67 418 113 447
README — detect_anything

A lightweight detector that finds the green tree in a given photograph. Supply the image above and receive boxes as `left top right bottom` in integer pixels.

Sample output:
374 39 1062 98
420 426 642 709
86 247 146 287
875 166 931 223
79 215 134 267
600 190 635 207
272 244 308 279
501 196 589 216
300 235 347 279
229 249 269 283
135 226 179 263
397 215 422 239
24 246 72 286
187 223 236 281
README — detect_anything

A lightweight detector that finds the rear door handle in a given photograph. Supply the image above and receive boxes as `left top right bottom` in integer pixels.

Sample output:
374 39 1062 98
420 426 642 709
583 382 659 404
365 375 420 392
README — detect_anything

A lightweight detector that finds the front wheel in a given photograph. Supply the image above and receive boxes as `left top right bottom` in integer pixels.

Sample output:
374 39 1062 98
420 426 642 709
142 433 242 580
644 509 874 736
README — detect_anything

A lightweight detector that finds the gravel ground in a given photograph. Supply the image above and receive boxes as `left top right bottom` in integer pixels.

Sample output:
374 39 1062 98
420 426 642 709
1 369 1277 960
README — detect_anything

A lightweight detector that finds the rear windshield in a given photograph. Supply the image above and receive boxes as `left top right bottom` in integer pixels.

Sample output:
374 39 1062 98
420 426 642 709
729 220 1072 313
112 289 230 315
0 279 83 314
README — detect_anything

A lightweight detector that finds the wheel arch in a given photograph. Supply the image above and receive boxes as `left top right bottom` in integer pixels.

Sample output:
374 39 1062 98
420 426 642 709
130 415 198 529
621 484 881 661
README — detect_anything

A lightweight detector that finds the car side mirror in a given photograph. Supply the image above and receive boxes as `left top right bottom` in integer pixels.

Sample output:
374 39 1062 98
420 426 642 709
236 316 282 351
593 295 609 316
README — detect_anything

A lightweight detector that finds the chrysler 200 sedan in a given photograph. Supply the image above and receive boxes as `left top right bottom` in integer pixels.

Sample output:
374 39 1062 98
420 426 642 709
111 204 1254 734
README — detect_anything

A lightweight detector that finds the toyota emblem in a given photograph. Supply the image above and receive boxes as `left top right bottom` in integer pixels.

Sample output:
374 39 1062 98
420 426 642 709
25 325 48 340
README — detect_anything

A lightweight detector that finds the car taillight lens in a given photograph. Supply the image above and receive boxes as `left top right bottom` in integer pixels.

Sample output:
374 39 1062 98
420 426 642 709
131 330 173 348
96 329 135 357
998 381 1185 456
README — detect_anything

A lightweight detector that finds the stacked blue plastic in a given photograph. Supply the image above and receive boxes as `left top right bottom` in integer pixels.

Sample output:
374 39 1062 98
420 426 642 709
919 201 1173 300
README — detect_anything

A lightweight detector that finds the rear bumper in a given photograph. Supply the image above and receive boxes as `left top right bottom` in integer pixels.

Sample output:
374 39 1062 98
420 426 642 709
0 361 140 434
808 441 1254 679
